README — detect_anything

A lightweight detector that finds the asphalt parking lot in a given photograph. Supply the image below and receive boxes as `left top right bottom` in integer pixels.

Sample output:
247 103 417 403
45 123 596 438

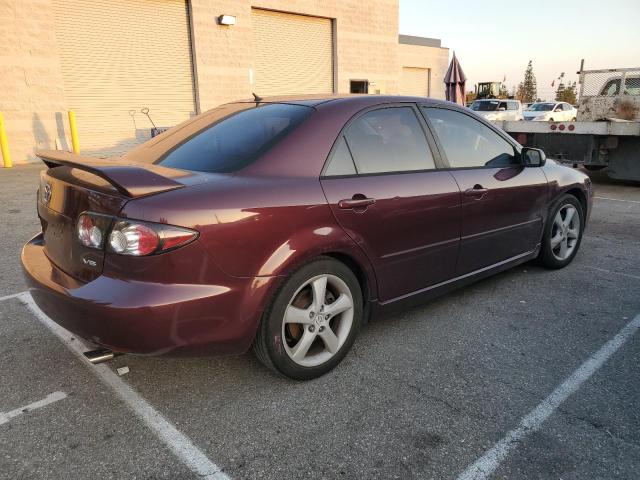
1 165 639 480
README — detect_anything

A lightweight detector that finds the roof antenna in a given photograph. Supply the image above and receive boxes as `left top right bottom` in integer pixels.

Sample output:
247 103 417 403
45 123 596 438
252 92 262 103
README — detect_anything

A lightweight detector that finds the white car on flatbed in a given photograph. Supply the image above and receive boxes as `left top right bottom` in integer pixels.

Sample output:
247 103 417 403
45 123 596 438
524 102 578 122
469 99 523 121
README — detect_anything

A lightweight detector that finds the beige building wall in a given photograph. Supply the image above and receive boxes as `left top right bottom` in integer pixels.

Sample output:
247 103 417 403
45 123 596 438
1 0 449 164
191 0 401 110
399 42 450 100
1 0 69 164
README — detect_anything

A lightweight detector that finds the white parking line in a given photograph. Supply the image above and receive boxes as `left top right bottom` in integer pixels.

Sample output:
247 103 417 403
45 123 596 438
595 196 640 204
0 291 27 303
18 293 230 480
457 313 640 480
0 391 67 426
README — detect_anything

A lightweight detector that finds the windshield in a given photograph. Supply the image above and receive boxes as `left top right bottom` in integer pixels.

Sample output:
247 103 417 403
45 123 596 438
477 83 500 97
529 103 555 112
471 101 499 111
153 103 313 173
477 84 491 96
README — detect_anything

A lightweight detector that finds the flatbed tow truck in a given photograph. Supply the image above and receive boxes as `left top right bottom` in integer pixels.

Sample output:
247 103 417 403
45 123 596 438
492 63 640 182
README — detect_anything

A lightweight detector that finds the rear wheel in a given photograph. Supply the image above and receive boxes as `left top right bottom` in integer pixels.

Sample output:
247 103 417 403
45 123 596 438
538 194 584 269
252 257 362 380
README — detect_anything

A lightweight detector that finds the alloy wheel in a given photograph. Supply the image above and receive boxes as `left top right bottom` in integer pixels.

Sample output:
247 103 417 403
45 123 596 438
550 204 581 261
282 274 354 367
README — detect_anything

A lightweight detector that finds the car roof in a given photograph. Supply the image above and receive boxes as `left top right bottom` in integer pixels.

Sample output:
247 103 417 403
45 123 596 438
233 94 456 108
473 98 519 102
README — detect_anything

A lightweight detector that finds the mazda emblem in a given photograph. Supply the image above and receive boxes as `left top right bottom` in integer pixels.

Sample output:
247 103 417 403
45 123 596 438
42 183 52 204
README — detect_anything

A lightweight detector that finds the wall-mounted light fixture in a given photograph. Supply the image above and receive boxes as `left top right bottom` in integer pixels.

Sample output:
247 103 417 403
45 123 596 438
217 14 236 26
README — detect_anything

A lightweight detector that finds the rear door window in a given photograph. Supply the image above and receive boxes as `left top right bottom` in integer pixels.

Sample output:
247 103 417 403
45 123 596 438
155 103 313 172
423 107 517 168
624 78 640 95
324 136 357 176
507 102 518 111
343 107 436 174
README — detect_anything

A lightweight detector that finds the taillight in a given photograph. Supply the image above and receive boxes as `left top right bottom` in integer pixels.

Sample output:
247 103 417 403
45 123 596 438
76 212 198 256
108 221 159 255
76 213 112 249
107 220 197 256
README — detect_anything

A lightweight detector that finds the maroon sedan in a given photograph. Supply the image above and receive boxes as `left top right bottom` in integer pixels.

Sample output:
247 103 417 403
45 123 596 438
22 96 592 380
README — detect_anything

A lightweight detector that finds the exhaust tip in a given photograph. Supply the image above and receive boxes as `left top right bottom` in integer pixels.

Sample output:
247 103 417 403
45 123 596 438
83 348 115 364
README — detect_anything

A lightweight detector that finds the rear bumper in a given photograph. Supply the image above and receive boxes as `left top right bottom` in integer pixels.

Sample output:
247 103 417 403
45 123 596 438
21 233 278 355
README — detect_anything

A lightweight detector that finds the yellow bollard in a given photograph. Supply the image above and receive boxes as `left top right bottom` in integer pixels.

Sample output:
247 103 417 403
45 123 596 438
0 112 12 168
68 110 80 154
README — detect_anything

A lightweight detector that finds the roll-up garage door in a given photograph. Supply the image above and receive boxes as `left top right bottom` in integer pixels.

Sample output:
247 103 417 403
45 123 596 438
252 9 334 96
400 67 431 97
53 0 196 156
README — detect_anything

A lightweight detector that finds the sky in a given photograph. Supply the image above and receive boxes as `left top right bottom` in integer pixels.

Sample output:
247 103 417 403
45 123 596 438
399 0 640 100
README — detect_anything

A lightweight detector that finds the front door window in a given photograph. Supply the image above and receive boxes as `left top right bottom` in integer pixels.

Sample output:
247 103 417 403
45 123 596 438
422 107 517 168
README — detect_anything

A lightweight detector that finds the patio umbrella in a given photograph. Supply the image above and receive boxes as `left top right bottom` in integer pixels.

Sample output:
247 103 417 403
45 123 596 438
444 52 467 105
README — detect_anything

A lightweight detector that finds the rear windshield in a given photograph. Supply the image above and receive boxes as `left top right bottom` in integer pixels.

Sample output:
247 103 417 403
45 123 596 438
471 101 499 111
529 103 554 111
155 103 313 173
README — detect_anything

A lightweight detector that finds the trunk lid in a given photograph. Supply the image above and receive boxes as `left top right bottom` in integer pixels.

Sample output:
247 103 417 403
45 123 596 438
35 150 203 282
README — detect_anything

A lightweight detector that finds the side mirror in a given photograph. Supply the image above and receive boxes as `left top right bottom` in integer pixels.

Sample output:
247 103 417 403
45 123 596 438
555 107 562 112
521 147 546 167
498 107 506 111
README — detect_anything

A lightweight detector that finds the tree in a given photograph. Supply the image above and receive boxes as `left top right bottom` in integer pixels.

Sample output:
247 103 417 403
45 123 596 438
515 83 526 102
519 61 538 103
554 72 578 104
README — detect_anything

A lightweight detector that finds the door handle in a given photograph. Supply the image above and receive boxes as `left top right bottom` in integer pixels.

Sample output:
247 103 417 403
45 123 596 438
464 184 489 197
338 196 376 210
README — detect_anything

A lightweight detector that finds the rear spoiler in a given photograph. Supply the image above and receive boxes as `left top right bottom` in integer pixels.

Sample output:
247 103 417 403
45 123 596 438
36 150 184 198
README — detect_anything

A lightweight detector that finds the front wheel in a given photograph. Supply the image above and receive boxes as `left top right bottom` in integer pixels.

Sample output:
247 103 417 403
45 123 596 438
252 257 363 380
537 194 584 269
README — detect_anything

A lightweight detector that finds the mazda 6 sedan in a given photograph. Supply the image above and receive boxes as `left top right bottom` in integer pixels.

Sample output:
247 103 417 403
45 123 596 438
22 95 592 380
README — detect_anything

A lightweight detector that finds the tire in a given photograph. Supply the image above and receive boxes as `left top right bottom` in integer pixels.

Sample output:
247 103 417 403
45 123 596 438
549 117 554 122
571 117 577 121
538 194 584 269
252 256 363 380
